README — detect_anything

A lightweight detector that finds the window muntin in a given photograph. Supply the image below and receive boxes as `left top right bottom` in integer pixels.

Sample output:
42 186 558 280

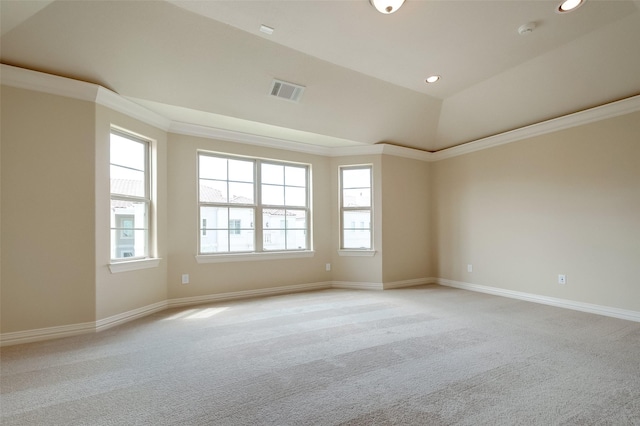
340 165 372 250
110 130 151 261
198 153 310 255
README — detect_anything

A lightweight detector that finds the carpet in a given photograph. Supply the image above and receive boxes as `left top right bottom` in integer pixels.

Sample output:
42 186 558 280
1 285 639 425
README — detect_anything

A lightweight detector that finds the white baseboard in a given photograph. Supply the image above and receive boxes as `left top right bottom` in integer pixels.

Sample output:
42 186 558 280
96 301 168 332
332 281 384 290
384 277 436 289
437 278 640 323
167 281 332 308
0 321 96 347
8 277 637 347
0 278 430 346
0 282 333 346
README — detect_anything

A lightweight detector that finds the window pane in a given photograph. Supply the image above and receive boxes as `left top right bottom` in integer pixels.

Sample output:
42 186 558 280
230 229 254 252
263 210 282 230
228 159 254 183
201 230 229 253
285 186 306 207
343 188 371 207
262 184 284 205
285 166 306 186
110 165 145 197
287 210 307 229
229 182 254 203
110 133 145 171
343 210 371 229
342 168 370 189
229 207 254 228
200 206 228 229
199 155 227 180
111 199 148 259
263 229 285 251
199 180 228 203
286 230 307 250
262 163 284 185
343 230 371 249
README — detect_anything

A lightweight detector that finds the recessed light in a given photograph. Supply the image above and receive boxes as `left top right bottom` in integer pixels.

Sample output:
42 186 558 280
556 0 585 13
425 75 440 84
260 25 274 35
370 0 405 14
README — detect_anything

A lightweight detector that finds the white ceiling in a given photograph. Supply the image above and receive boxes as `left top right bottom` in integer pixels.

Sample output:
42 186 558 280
2 0 639 151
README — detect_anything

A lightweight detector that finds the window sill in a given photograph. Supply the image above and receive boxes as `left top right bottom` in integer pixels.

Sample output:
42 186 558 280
338 250 377 257
109 258 162 273
196 251 314 264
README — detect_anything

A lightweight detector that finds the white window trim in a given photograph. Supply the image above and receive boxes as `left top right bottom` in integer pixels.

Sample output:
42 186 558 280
197 151 312 256
338 250 376 257
110 128 154 261
196 251 314 264
109 258 161 273
339 164 373 251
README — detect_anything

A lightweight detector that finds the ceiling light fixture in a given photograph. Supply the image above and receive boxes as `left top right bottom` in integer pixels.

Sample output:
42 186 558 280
556 0 585 13
370 0 405 14
426 75 440 84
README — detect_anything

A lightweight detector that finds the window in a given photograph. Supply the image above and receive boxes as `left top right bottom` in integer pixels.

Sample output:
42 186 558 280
110 130 150 261
198 152 310 255
340 165 372 250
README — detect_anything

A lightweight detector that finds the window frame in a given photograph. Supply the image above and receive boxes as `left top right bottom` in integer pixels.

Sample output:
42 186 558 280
339 164 373 252
197 151 312 258
109 128 152 263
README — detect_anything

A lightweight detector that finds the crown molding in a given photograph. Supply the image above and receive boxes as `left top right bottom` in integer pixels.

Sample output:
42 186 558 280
95 87 171 130
1 64 170 130
431 95 640 161
329 143 434 161
169 121 333 157
1 63 99 102
330 144 385 157
380 144 433 161
3 64 639 162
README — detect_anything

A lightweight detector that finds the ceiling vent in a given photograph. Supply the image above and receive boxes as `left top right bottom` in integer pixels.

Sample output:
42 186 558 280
269 79 305 103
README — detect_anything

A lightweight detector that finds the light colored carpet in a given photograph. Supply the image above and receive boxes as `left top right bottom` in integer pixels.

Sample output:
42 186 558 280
1 285 639 425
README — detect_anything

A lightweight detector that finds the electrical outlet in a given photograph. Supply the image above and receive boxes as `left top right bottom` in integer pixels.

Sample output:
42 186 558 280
181 274 189 284
558 274 566 285
467 264 473 273
326 263 331 272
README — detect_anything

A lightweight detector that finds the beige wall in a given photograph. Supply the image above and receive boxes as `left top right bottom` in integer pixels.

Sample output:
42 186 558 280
166 134 333 299
94 106 168 320
2 72 639 339
432 111 640 311
1 87 96 332
381 155 432 283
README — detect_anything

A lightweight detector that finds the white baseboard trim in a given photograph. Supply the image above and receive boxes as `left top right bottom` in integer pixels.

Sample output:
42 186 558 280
0 321 96 347
167 281 332 308
384 277 436 289
96 301 168 332
332 281 384 291
1 279 436 346
437 278 640 323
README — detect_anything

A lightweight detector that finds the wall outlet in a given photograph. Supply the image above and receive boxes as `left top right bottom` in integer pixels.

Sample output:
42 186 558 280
467 264 473 273
558 274 566 285
326 263 331 272
181 274 190 284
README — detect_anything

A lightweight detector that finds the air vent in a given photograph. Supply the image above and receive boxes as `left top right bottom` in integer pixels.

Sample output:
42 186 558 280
269 79 305 103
